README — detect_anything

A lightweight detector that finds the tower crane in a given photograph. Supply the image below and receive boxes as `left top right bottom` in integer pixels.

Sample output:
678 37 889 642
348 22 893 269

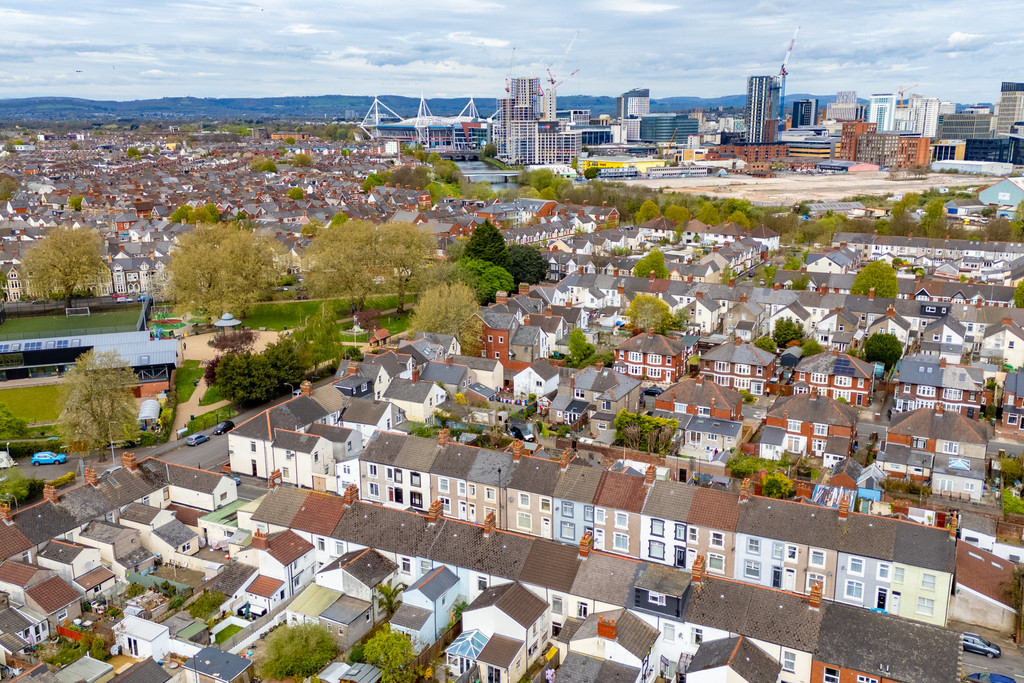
898 83 919 108
543 31 581 114
776 26 800 129
504 47 516 95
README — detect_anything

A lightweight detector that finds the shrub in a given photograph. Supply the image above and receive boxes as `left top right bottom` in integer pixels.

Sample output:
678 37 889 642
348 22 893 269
188 590 225 618
739 389 755 404
90 637 108 661
169 595 186 611
1004 488 1024 516
125 583 146 598
349 643 365 663
47 471 77 488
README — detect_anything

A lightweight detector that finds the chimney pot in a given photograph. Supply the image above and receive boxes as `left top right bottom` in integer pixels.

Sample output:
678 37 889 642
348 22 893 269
950 512 958 539
938 357 947 368
644 464 656 485
121 452 137 472
0 504 10 524
739 477 751 502
428 499 444 525
300 380 313 397
252 529 268 550
868 287 875 300
484 510 496 537
438 428 450 447
579 530 594 558
809 580 823 609
597 616 617 640
838 495 850 520
84 468 98 487
692 554 706 584
344 484 358 507
735 337 742 346
560 449 573 472
512 439 524 462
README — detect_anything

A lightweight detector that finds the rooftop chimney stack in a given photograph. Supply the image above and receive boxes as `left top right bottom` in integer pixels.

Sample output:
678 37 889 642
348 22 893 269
483 510 496 538
122 453 137 472
84 469 98 487
645 464 656 486
0 504 11 525
838 495 850 520
579 530 594 559
300 380 313 397
597 616 617 640
692 554 706 584
512 439 524 462
427 499 444 525
949 512 958 539
438 428 450 447
252 529 268 550
343 484 358 507
739 478 751 502
809 580 823 609
560 449 573 472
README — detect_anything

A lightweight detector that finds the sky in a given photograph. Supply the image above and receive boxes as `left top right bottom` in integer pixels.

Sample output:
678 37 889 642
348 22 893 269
0 0 1020 104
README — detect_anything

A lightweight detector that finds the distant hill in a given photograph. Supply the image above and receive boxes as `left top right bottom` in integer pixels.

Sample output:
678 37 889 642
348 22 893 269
0 92 849 122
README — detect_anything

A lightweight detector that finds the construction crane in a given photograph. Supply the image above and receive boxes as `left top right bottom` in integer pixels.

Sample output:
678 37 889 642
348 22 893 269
504 47 516 95
543 31 580 112
898 83 919 108
776 26 800 130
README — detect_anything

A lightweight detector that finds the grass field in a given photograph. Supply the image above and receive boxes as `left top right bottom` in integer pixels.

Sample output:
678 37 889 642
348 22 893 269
0 307 142 339
242 295 413 331
0 385 63 422
199 385 223 406
214 624 243 644
175 360 204 403
186 406 237 435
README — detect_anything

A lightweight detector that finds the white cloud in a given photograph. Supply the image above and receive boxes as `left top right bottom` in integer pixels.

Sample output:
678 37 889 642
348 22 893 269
948 31 982 47
446 32 509 48
283 23 334 35
595 0 677 12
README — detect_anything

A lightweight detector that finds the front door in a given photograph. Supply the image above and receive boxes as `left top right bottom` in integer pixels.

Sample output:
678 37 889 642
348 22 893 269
686 548 697 568
890 591 901 615
675 547 687 568
784 568 796 591
542 518 551 537
771 567 782 589
459 501 468 520
876 587 889 611
251 459 258 476
594 529 605 550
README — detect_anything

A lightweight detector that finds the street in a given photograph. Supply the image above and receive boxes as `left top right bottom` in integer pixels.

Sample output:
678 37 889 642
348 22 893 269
964 648 1024 680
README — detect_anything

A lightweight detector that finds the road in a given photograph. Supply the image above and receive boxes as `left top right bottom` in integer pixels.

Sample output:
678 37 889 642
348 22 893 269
964 648 1024 680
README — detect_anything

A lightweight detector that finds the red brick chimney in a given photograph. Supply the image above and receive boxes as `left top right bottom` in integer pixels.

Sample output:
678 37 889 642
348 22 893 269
595 360 604 372
579 530 593 558
84 469 98 487
0 503 10 525
411 366 420 383
252 529 268 550
838 495 850 520
740 294 748 303
773 282 781 290
300 380 313 397
935 402 944 415
949 512 958 539
644 464 656 486
868 288 875 300
348 360 361 375
483 510 496 538
938 357 947 368
695 374 703 386
886 305 895 318
518 283 530 296
795 480 813 499
122 453 137 472
809 580 823 609
649 272 656 282
446 356 453 366
512 439 524 462
269 469 282 489
735 337 742 347
344 484 358 507
617 284 624 296
560 449 573 472
438 428 450 447
740 477 751 502
692 554 705 584
831 348 839 357
597 616 617 640
496 291 508 305
427 499 444 525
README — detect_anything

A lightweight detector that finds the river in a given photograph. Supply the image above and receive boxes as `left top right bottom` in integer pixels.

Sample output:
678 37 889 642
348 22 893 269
455 160 519 193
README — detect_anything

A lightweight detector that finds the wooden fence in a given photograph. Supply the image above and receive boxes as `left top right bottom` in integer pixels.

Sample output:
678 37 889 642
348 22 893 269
414 621 462 670
56 625 85 641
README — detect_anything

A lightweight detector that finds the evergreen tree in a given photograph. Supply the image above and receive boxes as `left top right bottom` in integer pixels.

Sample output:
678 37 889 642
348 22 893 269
464 221 511 271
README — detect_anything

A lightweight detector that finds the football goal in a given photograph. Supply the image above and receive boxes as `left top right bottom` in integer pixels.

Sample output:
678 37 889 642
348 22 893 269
65 306 91 317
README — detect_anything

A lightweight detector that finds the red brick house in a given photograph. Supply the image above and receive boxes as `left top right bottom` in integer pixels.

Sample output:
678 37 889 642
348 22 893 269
699 339 776 395
614 332 691 384
654 375 742 420
793 350 875 407
760 394 858 466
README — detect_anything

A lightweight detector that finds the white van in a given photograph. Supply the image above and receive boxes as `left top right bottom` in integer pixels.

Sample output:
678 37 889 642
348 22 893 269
0 452 14 469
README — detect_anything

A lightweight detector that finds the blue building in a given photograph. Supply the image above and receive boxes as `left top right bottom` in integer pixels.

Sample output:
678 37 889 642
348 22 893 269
979 177 1024 208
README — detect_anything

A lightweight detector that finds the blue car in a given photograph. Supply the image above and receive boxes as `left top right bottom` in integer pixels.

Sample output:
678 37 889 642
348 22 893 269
186 433 210 446
968 674 1017 683
31 451 67 465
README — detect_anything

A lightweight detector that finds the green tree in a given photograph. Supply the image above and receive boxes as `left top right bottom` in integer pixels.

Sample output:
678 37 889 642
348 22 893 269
632 249 669 279
851 261 898 299
329 212 348 227
726 210 751 229
464 221 510 271
891 192 921 218
625 294 673 334
772 318 805 348
363 626 417 683
170 205 194 223
68 196 83 211
378 222 435 313
762 471 794 499
507 244 548 285
474 264 515 304
263 337 308 392
0 469 37 505
250 156 278 173
635 200 660 224
287 187 304 200
0 176 18 201
375 579 407 619
59 349 140 457
801 338 823 357
791 274 811 291
292 153 313 167
753 336 776 353
919 197 946 236
583 166 599 180
192 203 221 224
1016 280 1024 308
22 226 106 308
126 147 140 158
188 590 226 618
863 333 903 371
695 202 722 225
664 205 690 225
294 303 343 367
362 172 390 192
409 283 479 337
215 353 279 406
0 404 27 438
568 328 594 366
260 623 338 680
305 221 381 309
1000 456 1024 486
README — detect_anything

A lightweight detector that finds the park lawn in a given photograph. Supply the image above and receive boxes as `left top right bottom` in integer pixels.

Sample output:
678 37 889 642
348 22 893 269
241 295 415 331
175 360 204 403
0 385 63 422
186 406 238 435
0 307 142 338
199 385 224 406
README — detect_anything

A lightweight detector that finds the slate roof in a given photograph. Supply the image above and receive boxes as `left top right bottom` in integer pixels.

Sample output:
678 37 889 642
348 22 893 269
508 455 562 497
361 432 439 471
391 603 432 631
517 540 581 593
658 377 742 411
326 548 397 588
769 393 858 427
466 582 547 628
569 553 641 606
184 647 252 682
26 576 79 613
476 634 523 669
687 635 782 681
570 365 641 401
896 354 983 390
814 602 960 683
37 540 87 565
204 562 258 599
272 429 321 454
616 332 687 356
139 459 225 494
250 486 309 528
340 397 394 426
408 566 459 602
887 407 987 445
120 503 161 525
634 563 691 597
153 520 198 547
553 652 640 683
703 341 775 366
795 351 873 378
552 463 604 504
110 658 170 683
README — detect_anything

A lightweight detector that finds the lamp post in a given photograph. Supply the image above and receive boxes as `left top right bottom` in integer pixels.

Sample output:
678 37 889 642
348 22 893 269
108 421 117 463
284 382 294 398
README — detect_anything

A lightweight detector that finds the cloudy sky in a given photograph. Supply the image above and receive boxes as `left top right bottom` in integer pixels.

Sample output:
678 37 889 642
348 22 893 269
0 0 1018 103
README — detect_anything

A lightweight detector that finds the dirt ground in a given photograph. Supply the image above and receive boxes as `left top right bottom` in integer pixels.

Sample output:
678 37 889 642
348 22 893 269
629 171 998 205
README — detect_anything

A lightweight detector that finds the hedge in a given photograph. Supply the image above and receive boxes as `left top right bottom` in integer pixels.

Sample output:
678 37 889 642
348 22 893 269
7 440 64 459
47 471 77 488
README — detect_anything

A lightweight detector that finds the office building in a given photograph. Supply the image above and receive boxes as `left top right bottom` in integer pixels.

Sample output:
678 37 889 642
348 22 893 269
616 88 650 142
904 95 941 138
965 136 1024 166
995 82 1024 135
791 99 819 128
826 91 862 121
939 102 957 115
745 75 779 144
936 113 994 140
639 114 698 143
495 77 581 165
839 122 876 161
867 94 898 131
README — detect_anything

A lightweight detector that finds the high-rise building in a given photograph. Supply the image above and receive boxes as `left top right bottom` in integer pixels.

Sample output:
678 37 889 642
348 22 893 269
791 99 818 128
639 114 698 143
938 102 957 116
936 113 994 140
867 94 898 131
902 95 940 137
495 76 580 165
995 82 1024 135
616 88 650 142
745 75 779 143
826 91 861 121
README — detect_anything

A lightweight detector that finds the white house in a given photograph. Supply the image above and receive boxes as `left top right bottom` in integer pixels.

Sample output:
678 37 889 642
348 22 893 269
115 615 171 661
512 360 561 399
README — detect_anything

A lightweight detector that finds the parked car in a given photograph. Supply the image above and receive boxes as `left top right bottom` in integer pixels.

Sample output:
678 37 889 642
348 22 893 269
185 433 210 447
30 451 67 465
968 674 1016 683
212 420 235 435
0 451 14 469
641 387 664 397
962 633 1001 658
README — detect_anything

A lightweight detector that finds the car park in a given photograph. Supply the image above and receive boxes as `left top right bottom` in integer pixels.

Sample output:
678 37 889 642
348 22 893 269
185 433 210 446
212 420 235 435
31 451 67 465
963 633 1001 658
